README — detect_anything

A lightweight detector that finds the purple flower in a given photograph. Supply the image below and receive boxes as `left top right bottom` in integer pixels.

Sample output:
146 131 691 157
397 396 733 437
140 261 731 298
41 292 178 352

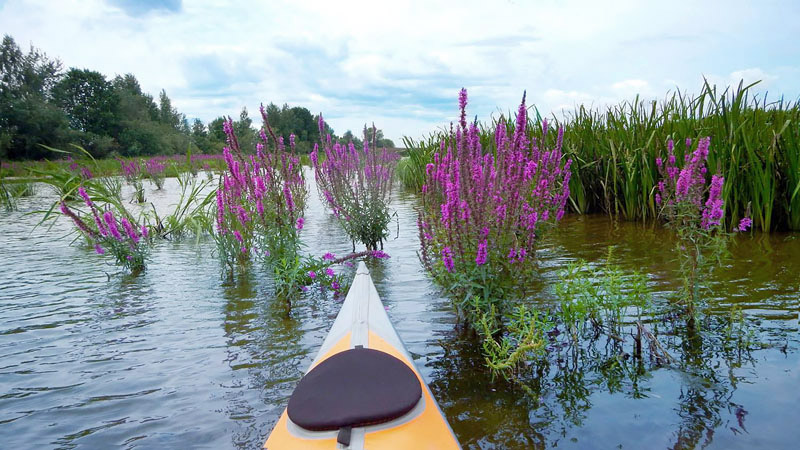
296 217 305 230
441 247 454 273
233 230 243 243
701 174 725 229
371 250 390 259
103 211 123 241
284 184 295 212
308 271 316 279
325 268 335 277
121 217 140 244
95 244 105 255
78 187 92 207
475 239 488 266
735 217 752 232
323 252 336 261
331 281 341 291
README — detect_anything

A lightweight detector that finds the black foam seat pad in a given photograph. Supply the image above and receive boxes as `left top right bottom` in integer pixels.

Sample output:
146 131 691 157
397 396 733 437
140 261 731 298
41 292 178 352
287 347 422 431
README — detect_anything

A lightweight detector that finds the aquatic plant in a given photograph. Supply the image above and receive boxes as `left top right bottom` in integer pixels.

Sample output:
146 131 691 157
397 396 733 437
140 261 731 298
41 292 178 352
119 158 145 202
145 157 167 190
656 136 751 328
214 109 307 267
401 80 800 231
59 186 149 273
1 166 35 211
66 155 94 181
419 89 572 319
311 121 399 250
418 89 571 376
148 171 216 240
214 109 392 298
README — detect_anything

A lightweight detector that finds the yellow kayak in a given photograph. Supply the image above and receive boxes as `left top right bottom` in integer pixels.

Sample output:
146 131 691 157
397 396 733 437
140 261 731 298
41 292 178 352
265 262 461 449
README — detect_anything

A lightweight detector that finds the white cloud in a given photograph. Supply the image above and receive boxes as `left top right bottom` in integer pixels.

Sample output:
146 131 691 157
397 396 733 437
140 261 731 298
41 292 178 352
1 0 798 143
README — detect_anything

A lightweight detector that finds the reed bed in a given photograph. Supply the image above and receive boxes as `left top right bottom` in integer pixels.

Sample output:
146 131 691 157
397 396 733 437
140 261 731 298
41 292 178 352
399 80 800 231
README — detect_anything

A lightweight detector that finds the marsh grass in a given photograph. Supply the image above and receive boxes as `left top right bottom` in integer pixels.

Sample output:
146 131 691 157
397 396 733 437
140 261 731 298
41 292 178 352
401 80 800 231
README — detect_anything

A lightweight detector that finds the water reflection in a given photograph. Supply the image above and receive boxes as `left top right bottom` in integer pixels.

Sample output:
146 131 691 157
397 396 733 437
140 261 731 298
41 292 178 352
0 179 798 449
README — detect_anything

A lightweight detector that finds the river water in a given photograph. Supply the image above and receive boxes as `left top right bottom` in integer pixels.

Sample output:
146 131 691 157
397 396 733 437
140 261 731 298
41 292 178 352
1 175 798 449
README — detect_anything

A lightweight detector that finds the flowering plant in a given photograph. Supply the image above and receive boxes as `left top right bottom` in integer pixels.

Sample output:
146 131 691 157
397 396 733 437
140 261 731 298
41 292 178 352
214 107 307 272
59 186 149 273
419 89 572 320
145 157 167 190
656 137 751 326
119 158 145 202
311 121 399 250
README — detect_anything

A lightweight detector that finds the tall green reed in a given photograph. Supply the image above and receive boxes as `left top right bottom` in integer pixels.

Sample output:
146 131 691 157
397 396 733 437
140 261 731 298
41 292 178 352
401 80 800 231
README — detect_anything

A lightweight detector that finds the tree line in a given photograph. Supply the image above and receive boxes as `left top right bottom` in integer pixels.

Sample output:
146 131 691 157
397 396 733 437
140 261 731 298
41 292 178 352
0 35 394 161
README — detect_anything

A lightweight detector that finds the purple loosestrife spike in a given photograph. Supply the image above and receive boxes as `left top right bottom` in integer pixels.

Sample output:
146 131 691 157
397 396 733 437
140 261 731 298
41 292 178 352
308 271 316 279
95 244 105 255
141 225 148 238
331 281 341 291
296 217 304 230
78 187 92 207
323 252 335 261
371 250 390 259
103 211 123 241
475 239 488 266
284 183 295 212
60 202 93 236
93 210 108 237
326 268 335 277
735 217 752 232
233 230 243 243
121 217 140 244
442 247 455 273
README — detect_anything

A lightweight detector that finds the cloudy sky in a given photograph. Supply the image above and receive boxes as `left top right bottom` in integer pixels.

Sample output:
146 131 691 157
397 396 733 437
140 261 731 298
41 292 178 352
2 0 799 143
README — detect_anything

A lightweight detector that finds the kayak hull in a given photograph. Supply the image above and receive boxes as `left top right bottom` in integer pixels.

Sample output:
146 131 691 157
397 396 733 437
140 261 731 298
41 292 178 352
264 262 460 450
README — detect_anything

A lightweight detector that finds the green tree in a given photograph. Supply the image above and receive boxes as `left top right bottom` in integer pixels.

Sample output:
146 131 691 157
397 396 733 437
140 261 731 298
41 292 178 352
233 107 255 151
52 68 118 135
0 35 68 159
158 89 184 130
208 116 227 143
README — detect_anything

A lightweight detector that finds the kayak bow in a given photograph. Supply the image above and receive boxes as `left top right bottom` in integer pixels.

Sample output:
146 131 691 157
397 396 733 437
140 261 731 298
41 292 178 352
265 262 460 449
